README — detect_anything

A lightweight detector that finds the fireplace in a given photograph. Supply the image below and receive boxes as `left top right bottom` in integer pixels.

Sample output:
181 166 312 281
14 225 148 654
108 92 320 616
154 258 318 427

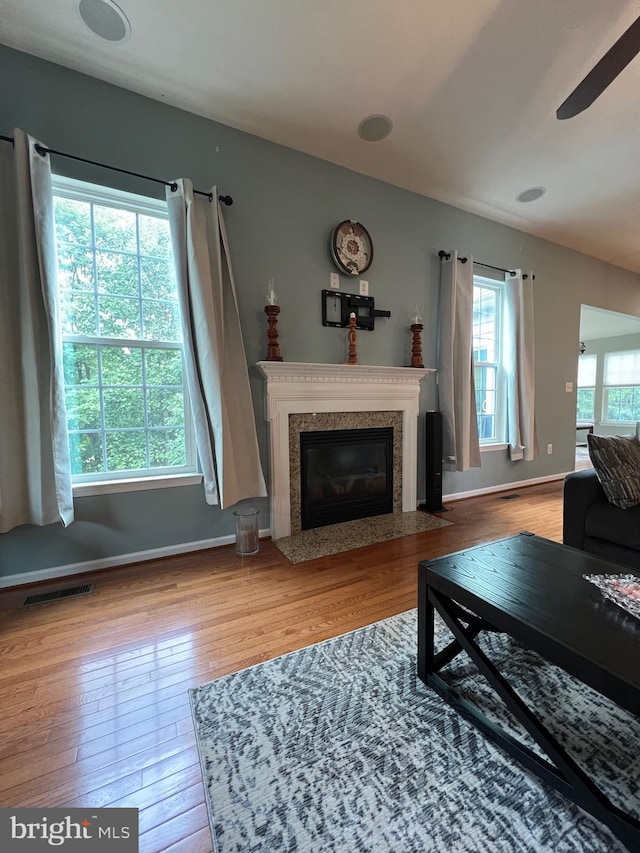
256 362 434 539
300 427 393 529
289 411 402 534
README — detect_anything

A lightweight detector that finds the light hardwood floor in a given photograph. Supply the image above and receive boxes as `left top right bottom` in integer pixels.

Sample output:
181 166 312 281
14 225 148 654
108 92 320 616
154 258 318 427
0 480 564 852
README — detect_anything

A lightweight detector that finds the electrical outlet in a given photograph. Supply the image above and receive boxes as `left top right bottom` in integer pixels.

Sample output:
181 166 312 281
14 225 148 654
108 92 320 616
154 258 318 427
330 273 340 289
359 279 369 296
565 381 573 392
547 443 553 454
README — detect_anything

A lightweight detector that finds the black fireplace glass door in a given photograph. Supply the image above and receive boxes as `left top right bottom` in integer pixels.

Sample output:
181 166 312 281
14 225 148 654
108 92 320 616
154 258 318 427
300 428 393 529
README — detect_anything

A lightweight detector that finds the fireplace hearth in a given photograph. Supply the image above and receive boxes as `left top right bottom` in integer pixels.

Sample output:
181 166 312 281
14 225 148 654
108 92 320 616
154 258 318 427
300 427 393 529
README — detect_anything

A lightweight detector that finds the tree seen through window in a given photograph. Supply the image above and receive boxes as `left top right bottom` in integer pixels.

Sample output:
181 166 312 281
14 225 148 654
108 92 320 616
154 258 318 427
53 181 195 481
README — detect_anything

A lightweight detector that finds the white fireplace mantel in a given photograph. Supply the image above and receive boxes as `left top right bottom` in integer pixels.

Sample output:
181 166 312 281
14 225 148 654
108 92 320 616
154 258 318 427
256 361 435 539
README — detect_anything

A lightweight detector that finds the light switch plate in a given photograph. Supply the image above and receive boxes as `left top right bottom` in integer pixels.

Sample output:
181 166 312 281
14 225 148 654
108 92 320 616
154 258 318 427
565 381 573 392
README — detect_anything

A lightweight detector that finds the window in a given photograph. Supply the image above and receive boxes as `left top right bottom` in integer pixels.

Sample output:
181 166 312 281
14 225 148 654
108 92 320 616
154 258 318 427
473 275 504 444
603 349 640 423
576 353 597 421
52 177 196 485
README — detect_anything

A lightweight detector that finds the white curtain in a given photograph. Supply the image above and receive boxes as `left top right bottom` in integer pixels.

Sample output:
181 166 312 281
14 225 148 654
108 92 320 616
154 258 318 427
504 269 538 461
437 250 481 471
0 129 73 533
166 179 266 508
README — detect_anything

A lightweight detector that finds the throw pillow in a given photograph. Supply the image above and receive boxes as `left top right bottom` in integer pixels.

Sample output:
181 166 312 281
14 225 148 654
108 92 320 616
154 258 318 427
587 433 640 509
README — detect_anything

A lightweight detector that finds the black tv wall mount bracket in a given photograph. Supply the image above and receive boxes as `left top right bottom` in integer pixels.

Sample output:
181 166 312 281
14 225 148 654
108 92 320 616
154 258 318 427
321 289 391 331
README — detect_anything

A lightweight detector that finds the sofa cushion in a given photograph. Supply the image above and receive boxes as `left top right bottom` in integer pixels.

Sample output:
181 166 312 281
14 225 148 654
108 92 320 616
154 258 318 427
583 536 640 571
587 433 640 509
585 500 640 550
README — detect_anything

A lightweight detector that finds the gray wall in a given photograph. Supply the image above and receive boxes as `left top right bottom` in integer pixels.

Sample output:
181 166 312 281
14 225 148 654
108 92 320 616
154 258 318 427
1 44 640 580
580 333 640 438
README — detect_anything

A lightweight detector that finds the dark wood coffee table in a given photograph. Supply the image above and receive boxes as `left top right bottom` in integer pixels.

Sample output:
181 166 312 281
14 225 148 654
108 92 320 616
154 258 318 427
418 532 640 851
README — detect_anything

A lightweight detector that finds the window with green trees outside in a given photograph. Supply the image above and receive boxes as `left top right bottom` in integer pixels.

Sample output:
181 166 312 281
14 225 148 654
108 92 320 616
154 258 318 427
577 353 596 422
472 275 504 444
52 177 196 484
603 350 640 424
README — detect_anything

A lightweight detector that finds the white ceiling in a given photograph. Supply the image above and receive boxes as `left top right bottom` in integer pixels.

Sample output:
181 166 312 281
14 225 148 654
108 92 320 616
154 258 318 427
2 0 640 272
580 305 640 340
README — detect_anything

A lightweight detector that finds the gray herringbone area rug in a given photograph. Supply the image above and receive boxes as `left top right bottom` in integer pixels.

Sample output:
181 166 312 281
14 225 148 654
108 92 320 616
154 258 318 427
189 610 638 852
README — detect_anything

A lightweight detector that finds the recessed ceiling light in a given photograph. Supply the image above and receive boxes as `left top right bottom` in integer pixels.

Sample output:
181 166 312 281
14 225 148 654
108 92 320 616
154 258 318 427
357 115 393 142
516 186 546 203
76 0 131 42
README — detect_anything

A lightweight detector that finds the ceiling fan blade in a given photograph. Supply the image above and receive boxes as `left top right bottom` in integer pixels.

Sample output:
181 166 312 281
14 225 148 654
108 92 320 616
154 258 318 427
557 15 640 119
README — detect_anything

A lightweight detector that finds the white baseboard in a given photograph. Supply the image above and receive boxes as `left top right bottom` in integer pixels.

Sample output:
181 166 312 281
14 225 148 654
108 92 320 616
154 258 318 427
2 471 569 589
438 471 570 504
0 528 272 589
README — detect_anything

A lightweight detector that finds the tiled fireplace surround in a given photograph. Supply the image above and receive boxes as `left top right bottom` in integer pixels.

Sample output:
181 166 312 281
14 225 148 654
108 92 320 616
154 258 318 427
256 362 434 539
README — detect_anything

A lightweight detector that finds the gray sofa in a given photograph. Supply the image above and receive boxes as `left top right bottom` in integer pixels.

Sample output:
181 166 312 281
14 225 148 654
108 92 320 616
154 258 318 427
563 467 640 570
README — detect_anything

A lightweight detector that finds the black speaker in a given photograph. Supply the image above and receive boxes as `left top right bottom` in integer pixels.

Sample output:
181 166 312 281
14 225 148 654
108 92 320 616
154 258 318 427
419 411 445 512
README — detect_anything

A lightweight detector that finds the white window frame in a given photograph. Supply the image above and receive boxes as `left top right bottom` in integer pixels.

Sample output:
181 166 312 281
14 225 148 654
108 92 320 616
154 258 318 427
52 176 200 496
602 349 640 426
473 274 506 448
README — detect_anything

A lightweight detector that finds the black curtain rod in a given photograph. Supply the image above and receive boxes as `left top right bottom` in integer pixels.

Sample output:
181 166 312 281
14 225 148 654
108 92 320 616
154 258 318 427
0 135 233 206
438 250 535 280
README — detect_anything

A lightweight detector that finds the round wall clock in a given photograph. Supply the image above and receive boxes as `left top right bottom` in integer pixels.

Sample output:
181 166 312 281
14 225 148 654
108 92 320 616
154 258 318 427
330 220 373 276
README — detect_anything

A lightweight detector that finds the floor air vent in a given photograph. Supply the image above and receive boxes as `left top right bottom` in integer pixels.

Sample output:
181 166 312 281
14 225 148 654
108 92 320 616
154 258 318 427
499 494 521 500
23 583 94 606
